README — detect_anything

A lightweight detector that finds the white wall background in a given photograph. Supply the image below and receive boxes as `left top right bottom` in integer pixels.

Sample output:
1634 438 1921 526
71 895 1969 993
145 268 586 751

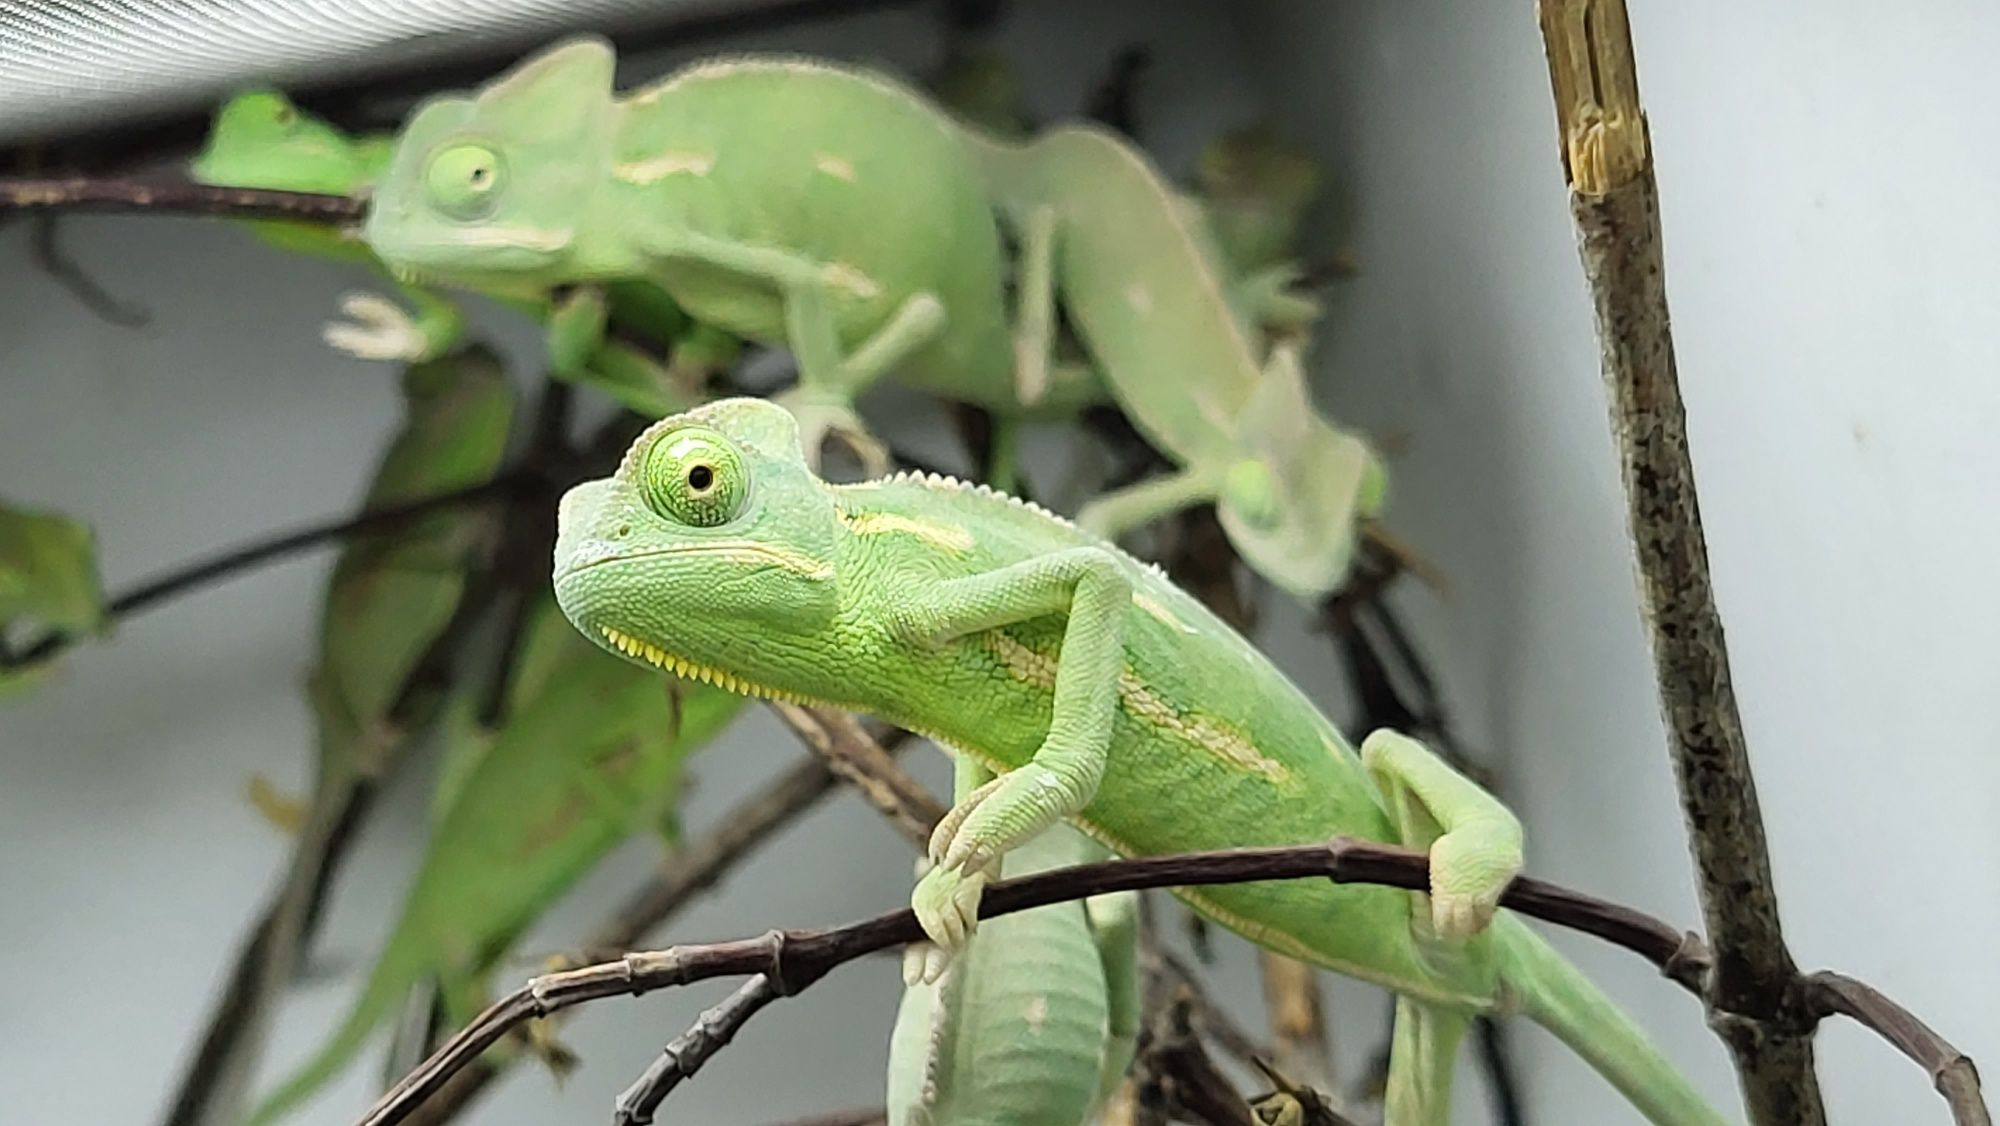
2 2 1993 1124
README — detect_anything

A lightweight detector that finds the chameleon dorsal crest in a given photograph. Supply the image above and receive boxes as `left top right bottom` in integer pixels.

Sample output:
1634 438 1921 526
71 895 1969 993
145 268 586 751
477 36 617 140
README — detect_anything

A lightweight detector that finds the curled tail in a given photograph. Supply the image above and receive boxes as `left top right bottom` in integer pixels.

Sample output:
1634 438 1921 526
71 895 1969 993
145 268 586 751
243 935 426 1126
1492 915 1732 1126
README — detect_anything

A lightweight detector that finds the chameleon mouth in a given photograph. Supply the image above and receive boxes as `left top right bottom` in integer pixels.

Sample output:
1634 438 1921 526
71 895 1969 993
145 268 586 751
598 624 811 704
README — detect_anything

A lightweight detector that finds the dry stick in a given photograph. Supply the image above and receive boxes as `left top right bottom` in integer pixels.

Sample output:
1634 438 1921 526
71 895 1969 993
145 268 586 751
3 472 527 672
348 839 1659 1126
1535 1 1828 1121
355 833 1985 1126
395 744 911 1126
765 704 942 848
0 178 362 222
751 1109 886 1126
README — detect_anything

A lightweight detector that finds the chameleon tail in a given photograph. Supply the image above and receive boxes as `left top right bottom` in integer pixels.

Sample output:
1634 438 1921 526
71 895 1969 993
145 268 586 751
243 934 428 1126
1492 915 1732 1126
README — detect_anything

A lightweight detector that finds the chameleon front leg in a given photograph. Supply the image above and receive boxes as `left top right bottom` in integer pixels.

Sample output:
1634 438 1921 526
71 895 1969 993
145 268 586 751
1075 461 1227 540
1361 729 1521 1126
658 232 945 473
322 282 464 363
895 546 1131 980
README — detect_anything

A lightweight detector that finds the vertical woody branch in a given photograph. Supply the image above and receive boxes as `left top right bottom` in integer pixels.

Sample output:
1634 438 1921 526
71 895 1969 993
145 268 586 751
1533 2 1827 1122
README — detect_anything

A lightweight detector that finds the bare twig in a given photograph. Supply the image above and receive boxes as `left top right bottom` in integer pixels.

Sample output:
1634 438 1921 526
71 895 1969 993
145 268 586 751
4 472 527 672
612 975 783 1126
393 745 910 1126
0 178 363 222
764 704 943 849
752 1109 886 1126
30 213 150 326
1536 1 1826 1120
358 830 1985 1126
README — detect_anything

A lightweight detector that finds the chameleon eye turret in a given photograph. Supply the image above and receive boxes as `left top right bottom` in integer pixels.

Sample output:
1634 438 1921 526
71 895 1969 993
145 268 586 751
424 143 504 219
640 426 750 527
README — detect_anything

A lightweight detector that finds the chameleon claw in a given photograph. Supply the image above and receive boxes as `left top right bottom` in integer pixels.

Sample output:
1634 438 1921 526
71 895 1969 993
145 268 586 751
772 388 890 477
1424 833 1510 940
911 862 987 979
322 292 432 362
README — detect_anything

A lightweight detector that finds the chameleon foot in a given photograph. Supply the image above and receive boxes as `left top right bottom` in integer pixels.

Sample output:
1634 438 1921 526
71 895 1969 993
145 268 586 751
322 292 434 362
772 388 890 477
1424 830 1511 940
909 863 989 982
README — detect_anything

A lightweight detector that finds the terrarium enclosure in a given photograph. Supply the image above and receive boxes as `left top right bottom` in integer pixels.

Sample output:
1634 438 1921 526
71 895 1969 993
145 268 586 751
2 2 1995 1125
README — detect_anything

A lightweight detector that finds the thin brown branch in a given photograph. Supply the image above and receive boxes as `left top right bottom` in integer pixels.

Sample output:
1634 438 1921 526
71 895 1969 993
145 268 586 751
4 472 528 672
0 178 363 222
1536 1 1827 1120
1804 973 1992 1126
765 704 943 849
752 1109 886 1126
349 838 1668 1126
395 745 909 1126
612 975 783 1126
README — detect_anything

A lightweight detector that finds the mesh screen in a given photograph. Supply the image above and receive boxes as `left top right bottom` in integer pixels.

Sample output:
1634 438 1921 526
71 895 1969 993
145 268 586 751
0 0 763 143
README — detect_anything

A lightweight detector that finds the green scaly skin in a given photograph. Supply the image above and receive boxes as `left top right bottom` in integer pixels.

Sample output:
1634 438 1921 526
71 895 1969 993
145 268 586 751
245 599 744 1126
361 37 1105 475
886 784 1139 1126
552 399 1729 1126
0 501 101 696
190 91 739 418
362 37 1376 598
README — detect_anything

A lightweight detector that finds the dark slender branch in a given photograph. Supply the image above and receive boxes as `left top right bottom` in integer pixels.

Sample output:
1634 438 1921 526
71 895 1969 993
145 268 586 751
394 742 913 1126
31 213 150 326
1805 973 1991 1126
1536 2 1826 1120
348 839 1654 1126
765 703 943 849
612 975 782 1126
4 472 527 672
752 1110 885 1126
0 178 362 222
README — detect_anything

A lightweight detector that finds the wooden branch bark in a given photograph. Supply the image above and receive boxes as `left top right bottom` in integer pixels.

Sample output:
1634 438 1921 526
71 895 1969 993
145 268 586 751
0 178 362 222
1535 1 1830 1120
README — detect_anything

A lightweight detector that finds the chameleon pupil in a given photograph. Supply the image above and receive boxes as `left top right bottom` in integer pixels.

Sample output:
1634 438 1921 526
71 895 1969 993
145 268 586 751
688 464 714 491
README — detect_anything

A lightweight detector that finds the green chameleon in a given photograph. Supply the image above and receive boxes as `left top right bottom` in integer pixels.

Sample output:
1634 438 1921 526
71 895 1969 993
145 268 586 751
551 399 1729 1126
189 90 739 418
885 806 1139 1126
245 598 743 1126
0 500 102 696
358 36 1380 600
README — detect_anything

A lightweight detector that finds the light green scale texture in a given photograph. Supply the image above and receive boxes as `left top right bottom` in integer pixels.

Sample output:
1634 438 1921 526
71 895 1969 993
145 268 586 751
553 399 1731 1126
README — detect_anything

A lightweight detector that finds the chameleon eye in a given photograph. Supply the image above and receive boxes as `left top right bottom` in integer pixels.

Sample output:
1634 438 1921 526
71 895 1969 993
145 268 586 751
640 427 750 528
424 144 504 219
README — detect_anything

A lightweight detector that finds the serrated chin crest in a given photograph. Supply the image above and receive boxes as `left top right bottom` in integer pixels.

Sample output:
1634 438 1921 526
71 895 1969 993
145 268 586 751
598 624 809 703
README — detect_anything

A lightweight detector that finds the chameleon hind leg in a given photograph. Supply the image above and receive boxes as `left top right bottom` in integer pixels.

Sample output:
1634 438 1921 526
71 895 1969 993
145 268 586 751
1362 729 1522 1125
655 231 946 473
896 546 1132 980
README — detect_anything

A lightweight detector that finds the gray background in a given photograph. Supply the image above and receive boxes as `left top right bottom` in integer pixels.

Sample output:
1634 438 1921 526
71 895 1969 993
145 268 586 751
4 1 1996 1123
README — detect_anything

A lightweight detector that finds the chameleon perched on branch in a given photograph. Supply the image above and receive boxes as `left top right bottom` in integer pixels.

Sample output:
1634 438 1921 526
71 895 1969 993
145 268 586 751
552 399 1730 1126
189 91 739 418
358 36 1382 599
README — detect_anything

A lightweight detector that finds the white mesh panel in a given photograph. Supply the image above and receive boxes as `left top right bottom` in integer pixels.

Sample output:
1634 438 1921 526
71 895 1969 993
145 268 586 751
0 0 765 143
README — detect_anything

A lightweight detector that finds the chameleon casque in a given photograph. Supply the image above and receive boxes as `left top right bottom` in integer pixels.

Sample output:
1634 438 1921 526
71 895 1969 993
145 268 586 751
552 398 1729 1125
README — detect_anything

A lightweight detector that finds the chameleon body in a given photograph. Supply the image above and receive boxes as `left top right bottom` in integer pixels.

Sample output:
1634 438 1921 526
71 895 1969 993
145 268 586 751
190 91 737 417
886 818 1138 1126
246 599 743 1125
363 38 1378 598
363 38 1096 472
553 399 1728 1126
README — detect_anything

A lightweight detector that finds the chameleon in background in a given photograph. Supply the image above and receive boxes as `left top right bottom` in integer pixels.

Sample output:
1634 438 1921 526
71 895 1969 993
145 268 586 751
360 37 1089 476
551 399 1730 1126
245 597 744 1126
0 501 102 696
188 91 740 418
359 37 1381 600
886 819 1139 1126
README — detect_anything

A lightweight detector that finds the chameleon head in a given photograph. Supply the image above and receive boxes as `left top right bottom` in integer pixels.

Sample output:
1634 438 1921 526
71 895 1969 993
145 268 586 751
364 36 623 283
190 90 379 191
552 398 842 699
